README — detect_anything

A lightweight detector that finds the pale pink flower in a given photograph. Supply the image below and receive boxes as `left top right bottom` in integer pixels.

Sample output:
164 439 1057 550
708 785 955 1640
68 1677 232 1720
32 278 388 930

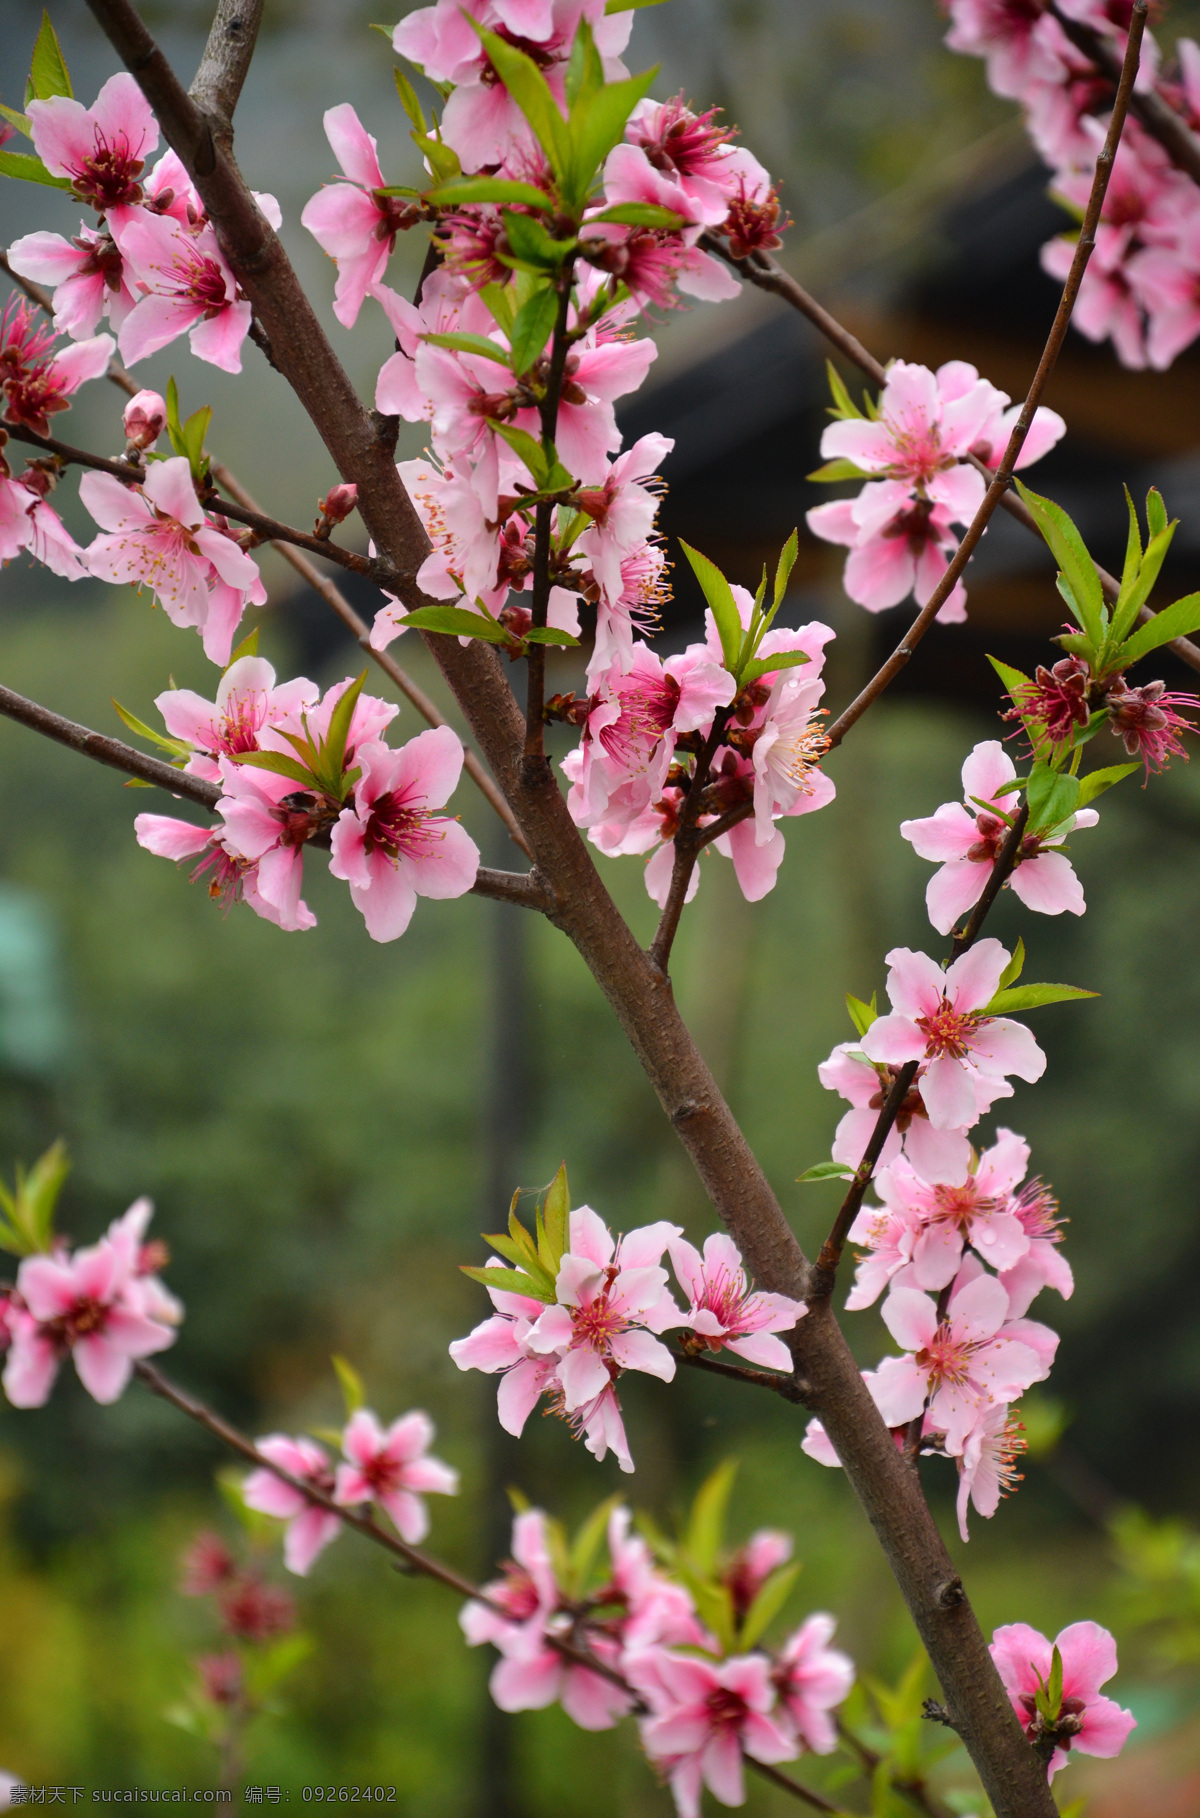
724 1530 792 1618
817 359 999 515
264 673 398 771
1041 230 1148 368
27 73 158 212
3 1230 176 1409
998 1178 1074 1315
901 740 1096 935
329 728 480 942
956 1401 1028 1541
302 106 417 327
116 213 251 373
772 1615 855 1754
242 1435 341 1576
106 1196 184 1329
133 812 286 928
449 1258 561 1435
1 332 114 437
624 96 749 222
942 0 1076 100
989 1620 1136 1777
6 225 136 341
748 669 834 841
461 1507 634 1728
631 1650 798 1818
668 1232 805 1370
801 1367 904 1467
575 435 674 607
334 1408 458 1542
0 473 86 580
874 1270 1049 1452
817 1039 1012 1186
372 271 488 420
510 333 658 484
807 488 969 622
215 761 320 934
80 457 265 664
607 1506 709 1650
844 1197 924 1311
868 1129 1035 1292
861 941 1045 1131
155 656 319 784
591 539 671 675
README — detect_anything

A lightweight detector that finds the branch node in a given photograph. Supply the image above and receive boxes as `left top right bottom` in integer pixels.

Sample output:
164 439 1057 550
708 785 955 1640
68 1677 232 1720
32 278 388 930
935 1576 965 1610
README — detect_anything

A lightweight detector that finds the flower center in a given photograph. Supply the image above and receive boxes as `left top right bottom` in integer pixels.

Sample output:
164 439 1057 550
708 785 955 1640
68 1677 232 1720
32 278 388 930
915 996 978 1061
705 1687 748 1730
362 792 443 862
915 1320 972 1387
70 135 145 209
598 674 681 771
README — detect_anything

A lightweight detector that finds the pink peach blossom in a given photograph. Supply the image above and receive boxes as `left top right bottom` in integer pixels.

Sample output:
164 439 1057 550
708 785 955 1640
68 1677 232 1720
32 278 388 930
773 1614 855 1754
956 1401 1028 1541
861 941 1045 1131
668 1232 806 1370
817 1039 1012 1186
116 213 251 373
2 332 114 437
869 1129 1035 1292
0 474 86 580
215 760 321 934
631 1650 798 1818
990 1620 1136 1777
242 1435 341 1576
155 656 319 784
575 435 674 607
28 73 158 211
302 106 414 327
334 1408 458 1542
6 225 136 341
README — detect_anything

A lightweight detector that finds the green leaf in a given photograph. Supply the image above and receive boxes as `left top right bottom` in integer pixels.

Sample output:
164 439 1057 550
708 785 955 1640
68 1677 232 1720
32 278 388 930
1015 480 1105 649
566 68 658 211
987 653 1034 700
0 1139 70 1255
739 1562 801 1649
845 991 877 1037
567 1494 621 1591
411 131 460 185
1025 759 1079 833
419 329 512 369
586 201 683 228
500 207 576 270
687 1577 736 1655
0 104 32 139
984 983 1098 1014
508 283 560 376
824 358 863 420
1108 516 1177 648
565 17 605 110
321 670 368 790
683 1459 737 1575
508 1201 543 1269
230 750 318 788
482 1228 546 1277
1146 485 1168 540
479 282 516 336
604 0 669 11
397 604 513 643
331 1354 365 1418
29 11 72 100
1119 485 1141 596
796 1160 854 1183
524 626 580 645
1077 761 1139 806
996 936 1025 993
679 540 741 673
490 420 553 486
772 529 798 614
425 176 554 210
475 26 572 178
1111 590 1200 669
539 1165 570 1274
459 1262 555 1302
393 65 426 134
737 649 810 688
243 1631 315 1701
110 698 191 760
0 148 71 189
224 628 260 669
806 458 871 483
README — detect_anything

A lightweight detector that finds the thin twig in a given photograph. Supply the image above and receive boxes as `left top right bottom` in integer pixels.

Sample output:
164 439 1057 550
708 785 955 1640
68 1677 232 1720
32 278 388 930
524 272 576 769
1047 3 1200 188
746 1759 850 1814
836 1720 954 1818
825 0 1147 748
649 711 733 971
0 683 220 807
674 1346 809 1402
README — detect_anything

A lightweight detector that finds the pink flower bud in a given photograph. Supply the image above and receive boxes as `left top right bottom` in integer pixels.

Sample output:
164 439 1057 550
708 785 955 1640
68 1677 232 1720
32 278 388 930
123 388 166 451
180 1529 237 1596
317 482 358 526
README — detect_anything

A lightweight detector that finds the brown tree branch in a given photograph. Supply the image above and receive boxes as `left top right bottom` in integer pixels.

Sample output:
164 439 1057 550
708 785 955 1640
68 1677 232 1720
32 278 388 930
188 0 264 145
649 711 734 971
0 682 220 807
674 1345 809 1402
82 7 1060 1807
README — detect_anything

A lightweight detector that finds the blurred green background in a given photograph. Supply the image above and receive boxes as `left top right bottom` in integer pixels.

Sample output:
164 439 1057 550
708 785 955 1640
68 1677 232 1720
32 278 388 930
3 0 1200 1812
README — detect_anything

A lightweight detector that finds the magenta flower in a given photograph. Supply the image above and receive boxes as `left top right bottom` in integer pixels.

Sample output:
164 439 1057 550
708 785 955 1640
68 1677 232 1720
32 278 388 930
115 213 251 373
460 1508 635 1729
3 1226 177 1409
1104 676 1198 774
864 1129 1036 1294
631 1650 798 1817
874 1269 1049 1452
0 473 86 580
990 1620 1136 1777
772 1615 856 1754
242 1435 341 1576
449 1259 561 1437
80 457 265 664
624 96 749 224
2 332 114 438
807 487 969 622
328 728 480 943
7 225 135 341
334 1409 458 1542
956 1401 1027 1541
156 655 319 784
302 106 417 327
998 1178 1074 1316
861 941 1045 1131
215 762 321 934
28 73 158 212
668 1232 806 1370
901 740 1096 934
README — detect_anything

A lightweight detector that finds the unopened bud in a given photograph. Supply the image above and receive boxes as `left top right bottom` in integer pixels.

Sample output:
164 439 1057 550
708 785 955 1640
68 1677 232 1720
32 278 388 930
123 389 166 452
315 481 358 537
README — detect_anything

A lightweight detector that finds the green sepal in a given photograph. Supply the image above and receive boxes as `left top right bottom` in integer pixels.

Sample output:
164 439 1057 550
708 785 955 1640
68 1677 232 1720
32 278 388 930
679 540 741 673
29 11 73 100
796 1160 854 1183
984 983 1098 1014
739 1562 801 1650
396 604 513 643
1076 761 1139 806
996 937 1025 993
0 149 71 189
806 458 870 483
419 329 512 368
1111 590 1200 669
1016 480 1105 649
425 176 555 210
459 1262 555 1303
508 283 560 376
331 1354 365 1417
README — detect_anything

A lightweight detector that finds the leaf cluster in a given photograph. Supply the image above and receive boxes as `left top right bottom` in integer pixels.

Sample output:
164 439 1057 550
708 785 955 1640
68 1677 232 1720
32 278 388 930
679 533 813 690
233 671 367 803
460 1162 570 1303
163 377 212 487
0 15 74 190
0 1138 69 1258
